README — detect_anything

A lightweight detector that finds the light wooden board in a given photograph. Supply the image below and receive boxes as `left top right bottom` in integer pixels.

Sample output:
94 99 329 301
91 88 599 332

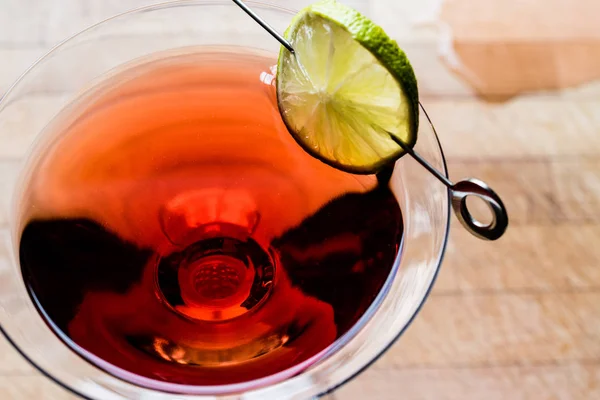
439 223 600 292
379 292 600 368
333 365 600 400
0 0 599 399
0 377 73 400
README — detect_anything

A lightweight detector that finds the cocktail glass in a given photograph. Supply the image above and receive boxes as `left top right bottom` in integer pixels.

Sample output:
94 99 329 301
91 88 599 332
0 1 493 398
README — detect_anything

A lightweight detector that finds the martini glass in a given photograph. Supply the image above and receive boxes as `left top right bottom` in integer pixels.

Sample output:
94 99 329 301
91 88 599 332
0 1 503 398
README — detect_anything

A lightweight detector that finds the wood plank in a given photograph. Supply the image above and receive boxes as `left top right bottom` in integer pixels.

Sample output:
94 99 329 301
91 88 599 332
0 161 20 229
376 293 600 368
439 0 600 99
0 0 368 47
2 95 599 159
0 48 45 95
441 0 600 41
437 158 600 292
0 237 37 375
446 160 558 225
0 376 73 399
1 160 598 292
0 95 69 159
4 161 597 293
446 41 600 100
83 0 371 17
371 0 600 99
83 0 162 18
426 98 600 158
334 364 600 400
2 5 599 400
552 158 600 223
0 290 597 395
444 158 600 226
0 0 88 46
437 223 600 293
0 337 35 374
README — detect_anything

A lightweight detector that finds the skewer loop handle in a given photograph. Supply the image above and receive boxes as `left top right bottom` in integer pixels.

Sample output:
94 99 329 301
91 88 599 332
450 179 508 241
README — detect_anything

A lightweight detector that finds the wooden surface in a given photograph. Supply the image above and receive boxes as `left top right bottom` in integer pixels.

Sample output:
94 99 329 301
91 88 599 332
1 0 599 399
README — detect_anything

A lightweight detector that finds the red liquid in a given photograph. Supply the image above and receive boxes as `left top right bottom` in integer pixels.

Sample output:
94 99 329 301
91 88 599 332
18 48 402 386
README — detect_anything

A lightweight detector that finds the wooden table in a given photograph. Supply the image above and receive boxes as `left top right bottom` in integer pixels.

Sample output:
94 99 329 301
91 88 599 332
0 0 598 398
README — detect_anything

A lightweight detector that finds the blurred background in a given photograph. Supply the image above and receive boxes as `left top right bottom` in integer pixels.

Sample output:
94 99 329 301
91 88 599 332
1 0 599 398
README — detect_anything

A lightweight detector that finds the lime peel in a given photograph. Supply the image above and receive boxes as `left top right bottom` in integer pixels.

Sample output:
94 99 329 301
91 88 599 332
276 0 419 174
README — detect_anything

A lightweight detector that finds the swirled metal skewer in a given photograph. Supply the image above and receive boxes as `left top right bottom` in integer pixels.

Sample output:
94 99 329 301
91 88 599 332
232 0 508 240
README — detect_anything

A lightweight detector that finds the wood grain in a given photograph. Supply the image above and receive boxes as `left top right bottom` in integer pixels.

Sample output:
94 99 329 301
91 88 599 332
0 337 35 375
427 98 600 158
377 293 600 368
552 158 600 223
3 95 600 159
1 0 599 399
446 160 558 225
441 0 600 41
333 364 600 400
0 48 44 94
0 161 19 228
0 376 73 399
447 158 600 225
440 0 600 99
438 223 600 293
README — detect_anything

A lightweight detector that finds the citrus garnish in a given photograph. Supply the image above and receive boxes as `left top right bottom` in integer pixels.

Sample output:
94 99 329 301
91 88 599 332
277 0 419 174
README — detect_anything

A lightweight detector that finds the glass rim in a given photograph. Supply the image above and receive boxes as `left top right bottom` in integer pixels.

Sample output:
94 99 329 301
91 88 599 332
0 0 452 398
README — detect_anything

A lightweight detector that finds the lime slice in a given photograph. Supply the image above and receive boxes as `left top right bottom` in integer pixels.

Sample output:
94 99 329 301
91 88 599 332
276 0 419 174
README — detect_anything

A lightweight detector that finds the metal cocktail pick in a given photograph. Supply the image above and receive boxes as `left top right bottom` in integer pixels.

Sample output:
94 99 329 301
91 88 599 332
232 0 508 241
